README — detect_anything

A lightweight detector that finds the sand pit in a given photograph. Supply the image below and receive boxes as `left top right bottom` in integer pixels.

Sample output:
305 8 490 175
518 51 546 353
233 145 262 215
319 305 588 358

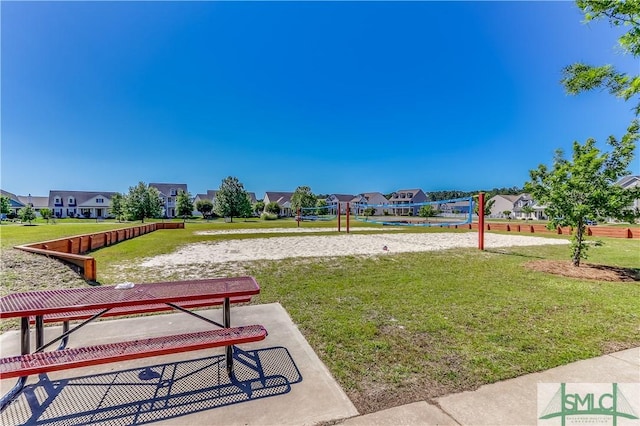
140 231 567 267
194 227 407 235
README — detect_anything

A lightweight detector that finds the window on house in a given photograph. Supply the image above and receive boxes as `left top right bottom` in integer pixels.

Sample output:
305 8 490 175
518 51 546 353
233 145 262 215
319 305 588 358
96 198 104 203
55 197 61 204
69 197 75 204
170 189 177 196
407 193 413 198
167 197 173 203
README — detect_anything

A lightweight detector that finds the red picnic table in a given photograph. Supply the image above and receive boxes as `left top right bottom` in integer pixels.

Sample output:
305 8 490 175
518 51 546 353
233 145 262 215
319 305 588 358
0 277 267 411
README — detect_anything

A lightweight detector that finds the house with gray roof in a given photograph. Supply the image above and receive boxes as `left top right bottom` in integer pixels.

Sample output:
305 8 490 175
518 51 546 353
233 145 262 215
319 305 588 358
49 190 117 219
263 191 294 217
351 192 389 216
388 189 427 216
617 175 640 212
149 183 188 218
1 190 25 216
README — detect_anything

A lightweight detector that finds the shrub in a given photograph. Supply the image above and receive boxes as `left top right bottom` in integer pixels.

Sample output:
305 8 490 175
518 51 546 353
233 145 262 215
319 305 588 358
261 212 278 220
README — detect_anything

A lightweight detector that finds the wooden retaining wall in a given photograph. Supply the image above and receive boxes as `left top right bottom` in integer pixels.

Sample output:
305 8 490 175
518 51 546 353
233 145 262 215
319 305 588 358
15 222 184 281
448 222 639 239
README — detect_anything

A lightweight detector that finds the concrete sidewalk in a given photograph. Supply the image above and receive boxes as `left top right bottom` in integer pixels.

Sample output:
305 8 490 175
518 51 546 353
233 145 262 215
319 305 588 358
343 347 640 425
1 302 638 425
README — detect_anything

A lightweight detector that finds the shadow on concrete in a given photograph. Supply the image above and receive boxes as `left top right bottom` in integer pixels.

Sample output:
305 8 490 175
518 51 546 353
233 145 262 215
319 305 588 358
1 346 302 426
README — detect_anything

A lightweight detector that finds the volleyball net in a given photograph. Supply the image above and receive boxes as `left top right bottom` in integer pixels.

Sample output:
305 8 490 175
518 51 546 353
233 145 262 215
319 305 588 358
298 203 339 221
352 196 474 227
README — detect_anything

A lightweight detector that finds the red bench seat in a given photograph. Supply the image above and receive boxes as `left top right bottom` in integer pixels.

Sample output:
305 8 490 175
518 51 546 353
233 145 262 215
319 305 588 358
0 324 267 379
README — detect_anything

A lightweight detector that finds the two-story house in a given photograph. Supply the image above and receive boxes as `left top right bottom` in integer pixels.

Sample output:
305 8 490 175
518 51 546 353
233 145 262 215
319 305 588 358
325 194 355 214
1 190 25 216
489 193 546 220
617 175 640 212
150 183 188 218
388 189 428 216
351 192 389 216
49 190 116 219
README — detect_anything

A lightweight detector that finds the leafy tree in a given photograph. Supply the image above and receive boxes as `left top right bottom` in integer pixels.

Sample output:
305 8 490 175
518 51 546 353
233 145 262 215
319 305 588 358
502 210 512 220
196 199 214 219
214 176 250 222
419 204 438 217
40 207 53 223
176 190 194 222
525 122 639 266
290 186 317 213
109 193 126 222
363 206 376 218
562 1 640 115
265 201 281 216
521 205 535 219
315 198 329 215
18 205 36 224
125 182 163 223
473 196 495 216
253 200 265 216
0 196 10 220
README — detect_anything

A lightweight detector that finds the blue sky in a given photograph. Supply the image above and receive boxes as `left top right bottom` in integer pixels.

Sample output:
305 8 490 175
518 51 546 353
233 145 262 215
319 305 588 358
2 1 638 199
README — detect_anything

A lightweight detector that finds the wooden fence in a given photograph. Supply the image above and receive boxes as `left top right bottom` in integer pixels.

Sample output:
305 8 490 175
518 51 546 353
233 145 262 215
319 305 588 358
448 222 639 239
15 222 184 281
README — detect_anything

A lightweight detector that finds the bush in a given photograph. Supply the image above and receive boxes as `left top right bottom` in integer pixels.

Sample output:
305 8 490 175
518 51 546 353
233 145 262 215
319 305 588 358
261 212 278 220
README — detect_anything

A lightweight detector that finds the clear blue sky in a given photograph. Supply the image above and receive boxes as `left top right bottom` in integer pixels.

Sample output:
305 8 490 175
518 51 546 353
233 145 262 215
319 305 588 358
2 1 638 199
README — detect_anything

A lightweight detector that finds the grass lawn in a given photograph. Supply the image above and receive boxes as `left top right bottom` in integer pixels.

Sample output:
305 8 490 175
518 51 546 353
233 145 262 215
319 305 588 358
1 220 639 413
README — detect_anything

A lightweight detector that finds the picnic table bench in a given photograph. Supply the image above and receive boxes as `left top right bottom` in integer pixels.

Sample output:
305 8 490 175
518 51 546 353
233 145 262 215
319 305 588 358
0 277 266 411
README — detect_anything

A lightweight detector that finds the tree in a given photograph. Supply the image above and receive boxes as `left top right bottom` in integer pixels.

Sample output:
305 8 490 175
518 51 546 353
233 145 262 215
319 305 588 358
525 122 639 266
502 210 512 220
0 196 10 220
521 205 535 219
265 201 281 216
18 205 36 224
253 200 265 216
315 198 329 215
290 186 317 213
125 182 163 223
561 1 640 115
473 196 495 216
176 190 194 222
109 193 126 222
40 207 53 223
196 199 214 219
214 176 251 222
419 204 438 217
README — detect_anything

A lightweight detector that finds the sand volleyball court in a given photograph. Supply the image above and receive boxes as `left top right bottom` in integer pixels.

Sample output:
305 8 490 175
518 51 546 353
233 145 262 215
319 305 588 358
140 230 567 267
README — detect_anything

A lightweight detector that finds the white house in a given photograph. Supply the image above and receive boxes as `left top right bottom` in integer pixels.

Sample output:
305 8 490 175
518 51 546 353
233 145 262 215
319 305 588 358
351 192 389 216
150 183 188 218
49 190 117 219
263 191 294 217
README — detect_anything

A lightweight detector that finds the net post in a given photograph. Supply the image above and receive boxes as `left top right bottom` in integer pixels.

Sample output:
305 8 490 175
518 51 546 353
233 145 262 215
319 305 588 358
338 202 341 232
297 207 300 228
346 202 350 233
478 192 485 250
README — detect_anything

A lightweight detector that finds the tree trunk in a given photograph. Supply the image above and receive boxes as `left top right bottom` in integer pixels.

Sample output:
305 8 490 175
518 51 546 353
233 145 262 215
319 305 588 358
572 226 584 267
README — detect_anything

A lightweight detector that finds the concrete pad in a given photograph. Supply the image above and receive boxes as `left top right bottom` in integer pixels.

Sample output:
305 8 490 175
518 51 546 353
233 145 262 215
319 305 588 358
437 348 640 425
341 401 458 426
0 303 359 425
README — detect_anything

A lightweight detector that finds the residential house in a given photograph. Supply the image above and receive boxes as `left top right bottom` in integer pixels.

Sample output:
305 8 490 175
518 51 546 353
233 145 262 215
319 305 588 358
0 190 25 216
263 191 294 217
617 175 640 212
49 190 117 219
489 193 546 220
150 183 188 218
325 194 355 215
17 194 49 216
192 190 218 216
438 199 472 215
388 189 428 216
351 192 388 216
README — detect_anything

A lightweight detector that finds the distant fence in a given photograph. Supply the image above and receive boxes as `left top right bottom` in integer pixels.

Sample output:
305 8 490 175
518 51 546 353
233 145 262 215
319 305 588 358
15 222 185 281
446 222 639 239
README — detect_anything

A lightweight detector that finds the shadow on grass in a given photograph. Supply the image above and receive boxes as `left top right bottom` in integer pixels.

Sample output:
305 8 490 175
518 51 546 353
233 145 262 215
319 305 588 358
484 248 547 259
1 346 302 426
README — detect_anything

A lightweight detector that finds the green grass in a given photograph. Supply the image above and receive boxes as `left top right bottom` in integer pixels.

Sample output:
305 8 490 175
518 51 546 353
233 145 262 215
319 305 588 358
1 220 639 411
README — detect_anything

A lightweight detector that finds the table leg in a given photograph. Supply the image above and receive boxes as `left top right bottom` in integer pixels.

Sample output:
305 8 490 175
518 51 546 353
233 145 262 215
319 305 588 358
35 316 44 351
20 317 30 355
224 297 233 374
0 317 31 412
